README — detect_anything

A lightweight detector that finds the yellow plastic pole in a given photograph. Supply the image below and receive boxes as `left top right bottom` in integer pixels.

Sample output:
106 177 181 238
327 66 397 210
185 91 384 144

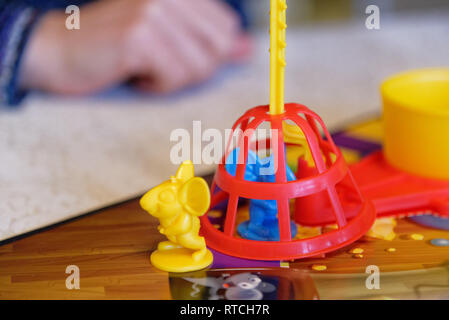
269 0 287 115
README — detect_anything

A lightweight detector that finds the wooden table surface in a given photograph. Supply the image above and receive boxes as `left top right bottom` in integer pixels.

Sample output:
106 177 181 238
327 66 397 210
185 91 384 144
1 184 449 299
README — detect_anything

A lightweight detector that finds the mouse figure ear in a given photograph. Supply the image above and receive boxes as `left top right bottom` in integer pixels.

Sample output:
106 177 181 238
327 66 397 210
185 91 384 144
179 177 211 216
175 160 195 183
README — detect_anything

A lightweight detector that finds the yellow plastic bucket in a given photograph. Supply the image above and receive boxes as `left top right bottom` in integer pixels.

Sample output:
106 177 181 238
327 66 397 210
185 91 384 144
381 68 449 180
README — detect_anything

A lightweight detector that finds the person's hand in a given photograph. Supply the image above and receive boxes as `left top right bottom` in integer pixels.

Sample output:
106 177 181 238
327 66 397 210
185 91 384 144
20 0 251 95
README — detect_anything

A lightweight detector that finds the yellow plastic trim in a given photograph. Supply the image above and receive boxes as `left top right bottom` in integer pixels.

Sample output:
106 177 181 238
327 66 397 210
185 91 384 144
269 0 287 115
381 68 449 179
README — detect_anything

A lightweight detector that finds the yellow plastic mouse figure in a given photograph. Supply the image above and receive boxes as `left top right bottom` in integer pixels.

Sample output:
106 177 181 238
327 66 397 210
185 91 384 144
140 160 213 273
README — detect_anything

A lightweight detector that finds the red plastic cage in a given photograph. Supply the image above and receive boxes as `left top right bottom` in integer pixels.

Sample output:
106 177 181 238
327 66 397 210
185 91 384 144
200 103 376 261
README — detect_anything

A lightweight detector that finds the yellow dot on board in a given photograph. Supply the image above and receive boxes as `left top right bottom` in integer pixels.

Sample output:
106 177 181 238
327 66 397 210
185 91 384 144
208 210 222 218
349 248 364 254
385 247 396 253
311 264 327 271
410 233 424 240
353 254 364 259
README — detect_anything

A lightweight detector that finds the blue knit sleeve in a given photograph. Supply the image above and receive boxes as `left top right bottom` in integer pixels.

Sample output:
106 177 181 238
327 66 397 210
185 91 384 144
0 1 41 106
0 0 248 106
224 0 249 29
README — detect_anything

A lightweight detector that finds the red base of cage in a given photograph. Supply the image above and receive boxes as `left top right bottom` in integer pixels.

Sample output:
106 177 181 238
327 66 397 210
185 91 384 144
201 201 375 261
200 103 377 261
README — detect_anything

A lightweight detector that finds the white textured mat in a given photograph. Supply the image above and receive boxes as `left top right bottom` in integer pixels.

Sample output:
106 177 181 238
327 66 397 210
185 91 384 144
1 14 448 241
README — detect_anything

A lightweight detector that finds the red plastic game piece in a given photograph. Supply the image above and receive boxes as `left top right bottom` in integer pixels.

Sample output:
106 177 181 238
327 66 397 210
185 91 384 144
350 151 449 218
200 103 376 261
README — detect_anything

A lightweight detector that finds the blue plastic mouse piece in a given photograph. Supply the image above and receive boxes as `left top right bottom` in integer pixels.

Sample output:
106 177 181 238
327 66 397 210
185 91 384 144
226 148 298 241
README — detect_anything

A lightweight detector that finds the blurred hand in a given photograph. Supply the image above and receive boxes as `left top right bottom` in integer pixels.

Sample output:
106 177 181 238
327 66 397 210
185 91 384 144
20 0 251 95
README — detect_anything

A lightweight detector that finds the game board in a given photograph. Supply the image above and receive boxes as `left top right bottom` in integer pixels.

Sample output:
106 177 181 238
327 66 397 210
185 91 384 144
0 115 448 300
167 116 449 300
135 0 449 296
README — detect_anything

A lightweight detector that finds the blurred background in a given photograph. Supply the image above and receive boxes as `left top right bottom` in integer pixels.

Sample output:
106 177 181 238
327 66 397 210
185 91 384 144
246 0 449 27
0 0 448 241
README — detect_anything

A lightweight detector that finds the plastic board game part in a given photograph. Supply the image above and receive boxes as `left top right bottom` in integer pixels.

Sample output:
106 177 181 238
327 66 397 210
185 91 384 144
269 0 287 115
294 225 322 240
311 264 327 271
225 149 298 241
365 217 397 241
201 103 376 261
409 233 424 241
409 215 449 231
350 151 449 219
382 68 449 180
200 1 375 260
140 161 213 272
349 248 364 254
345 120 384 142
283 123 314 165
349 69 449 223
430 238 449 247
169 269 319 300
